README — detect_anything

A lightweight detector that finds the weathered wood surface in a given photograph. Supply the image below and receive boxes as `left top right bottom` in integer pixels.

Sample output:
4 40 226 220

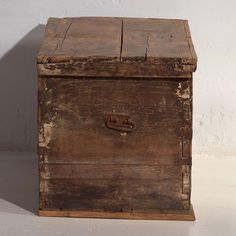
122 18 194 61
38 77 192 214
39 204 195 221
37 17 197 77
37 17 121 62
39 164 190 211
38 78 192 165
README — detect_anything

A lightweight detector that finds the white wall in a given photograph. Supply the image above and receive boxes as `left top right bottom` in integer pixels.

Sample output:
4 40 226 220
0 0 236 156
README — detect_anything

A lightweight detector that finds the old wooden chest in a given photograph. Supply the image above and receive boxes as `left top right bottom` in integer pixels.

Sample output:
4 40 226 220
37 17 197 220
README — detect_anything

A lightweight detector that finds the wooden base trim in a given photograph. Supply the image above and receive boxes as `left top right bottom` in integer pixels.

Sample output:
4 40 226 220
39 205 195 221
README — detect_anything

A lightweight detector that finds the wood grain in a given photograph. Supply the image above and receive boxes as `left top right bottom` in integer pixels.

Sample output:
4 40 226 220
39 204 195 221
37 17 122 63
122 18 193 61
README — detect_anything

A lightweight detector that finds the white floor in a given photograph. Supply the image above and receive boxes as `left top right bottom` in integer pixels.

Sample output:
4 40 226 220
0 152 235 236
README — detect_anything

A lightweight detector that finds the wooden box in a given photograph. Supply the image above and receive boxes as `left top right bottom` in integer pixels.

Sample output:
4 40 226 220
37 17 197 220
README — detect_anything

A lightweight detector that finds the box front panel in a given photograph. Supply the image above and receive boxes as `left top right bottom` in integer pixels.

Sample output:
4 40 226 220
38 77 192 212
39 78 191 164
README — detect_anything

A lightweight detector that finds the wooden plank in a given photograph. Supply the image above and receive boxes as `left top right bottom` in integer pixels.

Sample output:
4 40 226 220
122 18 194 61
40 164 182 180
38 78 192 165
39 164 190 211
37 61 193 78
37 17 122 63
43 132 182 165
41 178 179 195
38 204 195 221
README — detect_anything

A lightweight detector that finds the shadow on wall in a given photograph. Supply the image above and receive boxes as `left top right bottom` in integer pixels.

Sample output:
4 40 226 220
0 152 38 215
0 25 45 151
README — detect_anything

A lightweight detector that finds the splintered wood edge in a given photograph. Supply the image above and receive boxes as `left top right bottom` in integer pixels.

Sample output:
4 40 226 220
38 204 195 221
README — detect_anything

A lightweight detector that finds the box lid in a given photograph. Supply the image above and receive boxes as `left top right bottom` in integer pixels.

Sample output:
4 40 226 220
37 17 197 78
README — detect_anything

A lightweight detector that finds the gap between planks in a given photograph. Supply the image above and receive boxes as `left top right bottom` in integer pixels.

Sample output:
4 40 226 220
119 19 123 61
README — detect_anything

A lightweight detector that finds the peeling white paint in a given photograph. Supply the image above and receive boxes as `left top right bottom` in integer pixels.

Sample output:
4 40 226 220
39 122 54 149
176 82 190 100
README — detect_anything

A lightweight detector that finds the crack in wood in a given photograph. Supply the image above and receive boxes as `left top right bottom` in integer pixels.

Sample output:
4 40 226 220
120 19 124 61
60 20 73 48
52 19 73 56
144 33 151 61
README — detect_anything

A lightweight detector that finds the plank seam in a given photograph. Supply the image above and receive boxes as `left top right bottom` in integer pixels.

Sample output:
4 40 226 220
120 19 124 61
144 33 151 62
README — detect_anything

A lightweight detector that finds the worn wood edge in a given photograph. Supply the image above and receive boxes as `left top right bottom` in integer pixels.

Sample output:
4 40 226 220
36 63 193 78
36 56 196 69
38 205 195 221
183 21 197 68
46 16 188 23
